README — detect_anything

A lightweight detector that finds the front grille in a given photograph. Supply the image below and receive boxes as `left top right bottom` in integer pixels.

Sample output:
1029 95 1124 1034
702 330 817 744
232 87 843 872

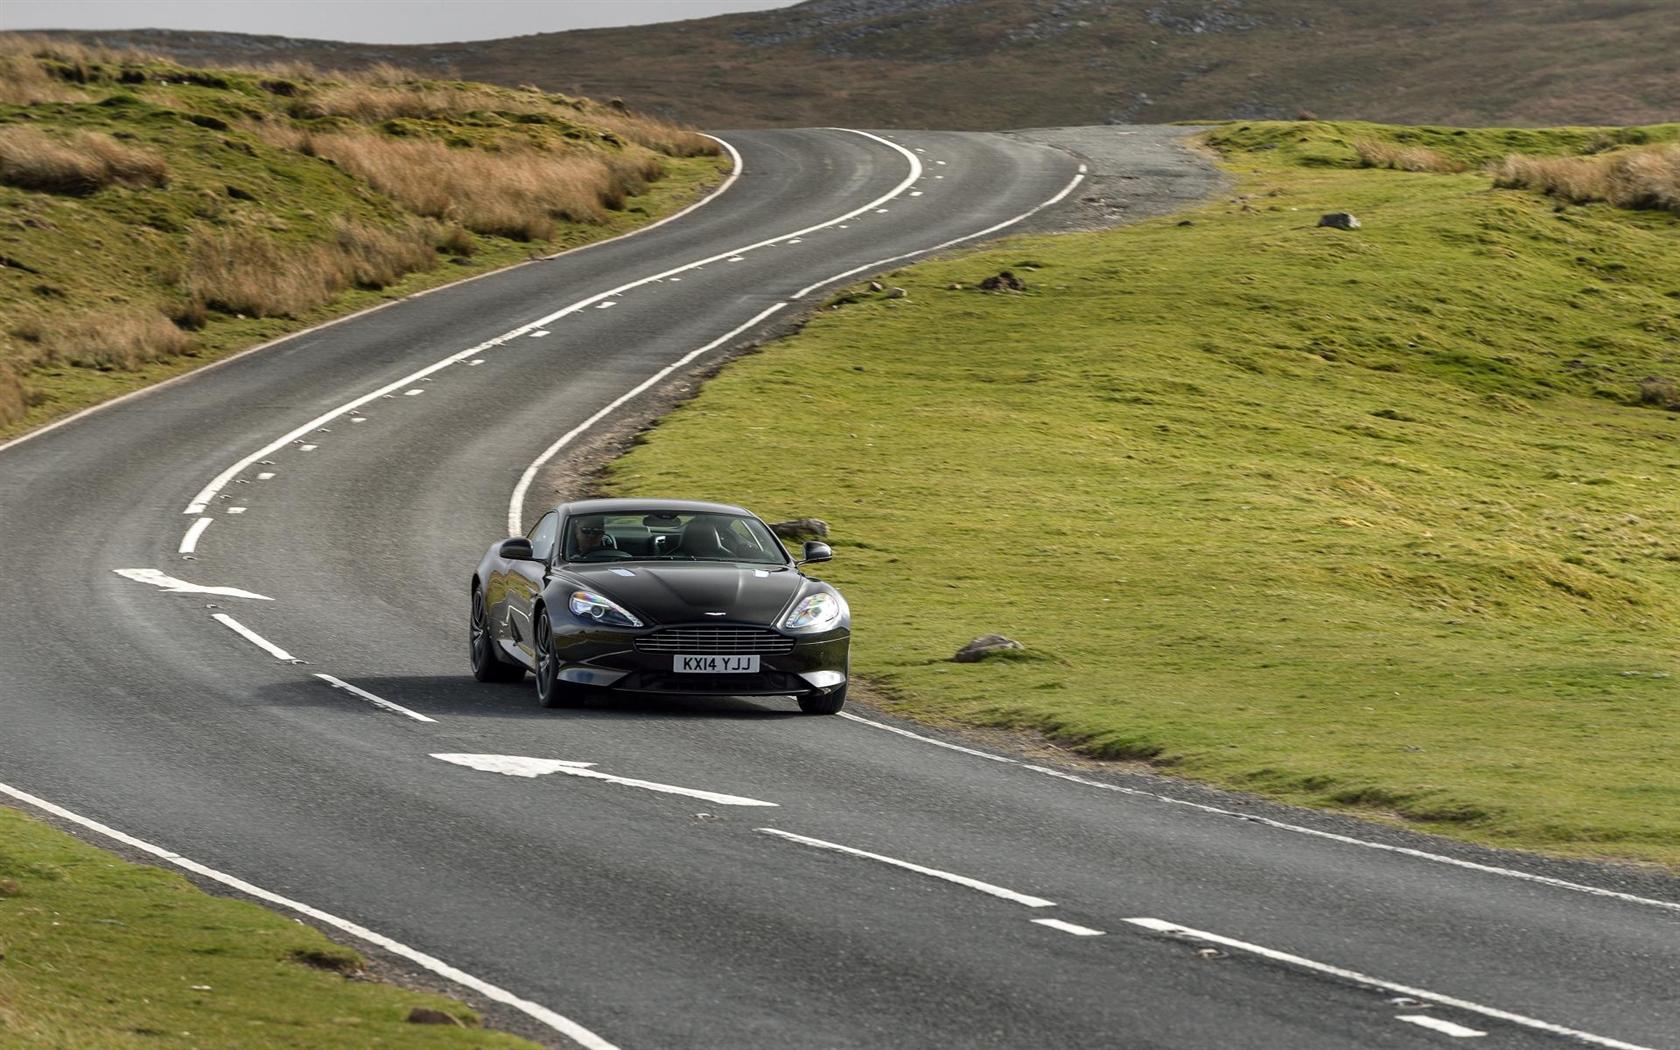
635 626 794 655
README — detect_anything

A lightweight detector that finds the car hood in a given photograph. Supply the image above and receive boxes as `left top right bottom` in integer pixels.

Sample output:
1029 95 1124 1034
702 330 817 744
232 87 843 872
563 563 806 627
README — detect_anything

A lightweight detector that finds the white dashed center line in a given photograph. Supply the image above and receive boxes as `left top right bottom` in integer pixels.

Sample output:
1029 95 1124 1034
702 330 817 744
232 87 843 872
212 614 298 662
316 674 437 723
529 330 551 338
256 472 275 480
1399 1016 1486 1039
1032 918 1105 936
227 507 246 515
404 389 424 396
757 828 1055 908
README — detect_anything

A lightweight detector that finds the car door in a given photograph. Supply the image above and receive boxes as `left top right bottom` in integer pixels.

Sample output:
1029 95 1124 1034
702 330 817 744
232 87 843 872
506 510 558 661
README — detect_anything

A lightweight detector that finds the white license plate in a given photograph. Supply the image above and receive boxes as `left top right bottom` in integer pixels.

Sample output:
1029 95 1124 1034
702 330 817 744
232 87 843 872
675 654 760 674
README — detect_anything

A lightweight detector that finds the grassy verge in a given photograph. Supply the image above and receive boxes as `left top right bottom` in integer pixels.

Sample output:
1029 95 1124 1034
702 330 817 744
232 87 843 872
0 38 728 440
0 805 536 1047
608 121 1680 868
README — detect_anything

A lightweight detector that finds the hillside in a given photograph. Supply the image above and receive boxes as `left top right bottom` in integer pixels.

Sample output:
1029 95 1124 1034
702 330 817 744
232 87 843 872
606 121 1680 866
38 0 1680 130
0 38 726 437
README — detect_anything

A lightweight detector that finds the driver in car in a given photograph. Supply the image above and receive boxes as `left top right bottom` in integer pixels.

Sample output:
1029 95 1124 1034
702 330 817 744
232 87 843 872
571 518 608 558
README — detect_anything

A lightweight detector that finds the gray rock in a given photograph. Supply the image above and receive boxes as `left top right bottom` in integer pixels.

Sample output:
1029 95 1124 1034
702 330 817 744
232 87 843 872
884 286 907 299
770 518 829 541
868 280 884 292
953 634 1025 663
1317 212 1361 230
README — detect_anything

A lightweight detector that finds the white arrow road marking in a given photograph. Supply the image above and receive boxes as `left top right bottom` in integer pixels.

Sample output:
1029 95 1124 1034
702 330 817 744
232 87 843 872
1125 919 1654 1050
1400 1016 1486 1038
114 569 272 601
757 828 1056 908
432 754 777 807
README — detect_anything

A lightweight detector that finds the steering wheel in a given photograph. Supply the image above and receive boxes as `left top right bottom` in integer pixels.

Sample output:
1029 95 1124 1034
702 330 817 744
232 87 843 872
576 548 634 561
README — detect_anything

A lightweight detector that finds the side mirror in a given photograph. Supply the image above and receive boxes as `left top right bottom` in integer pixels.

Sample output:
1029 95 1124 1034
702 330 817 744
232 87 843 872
799 541 832 565
498 537 538 561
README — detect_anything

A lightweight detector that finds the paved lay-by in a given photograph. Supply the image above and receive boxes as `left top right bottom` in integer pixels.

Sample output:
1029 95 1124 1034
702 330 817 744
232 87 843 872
1 127 1675 1049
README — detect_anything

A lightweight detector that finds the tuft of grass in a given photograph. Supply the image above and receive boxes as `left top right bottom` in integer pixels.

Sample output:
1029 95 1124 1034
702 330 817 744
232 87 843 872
0 126 168 194
182 217 440 319
609 121 1680 867
284 131 636 237
1492 144 1680 215
0 804 535 1047
1352 138 1464 173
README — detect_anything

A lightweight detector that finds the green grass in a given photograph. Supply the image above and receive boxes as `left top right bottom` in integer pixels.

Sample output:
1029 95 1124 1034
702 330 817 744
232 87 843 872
0 805 536 1047
0 48 728 439
609 121 1680 868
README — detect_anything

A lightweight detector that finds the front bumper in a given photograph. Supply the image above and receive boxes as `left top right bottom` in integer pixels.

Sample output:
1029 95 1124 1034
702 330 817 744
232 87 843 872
550 621 850 696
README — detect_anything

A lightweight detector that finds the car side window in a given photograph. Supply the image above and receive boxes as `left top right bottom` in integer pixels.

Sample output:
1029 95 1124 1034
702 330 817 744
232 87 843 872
527 512 559 562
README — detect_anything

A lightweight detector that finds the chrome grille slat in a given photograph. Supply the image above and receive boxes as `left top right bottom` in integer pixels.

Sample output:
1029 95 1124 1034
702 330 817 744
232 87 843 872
635 627 794 655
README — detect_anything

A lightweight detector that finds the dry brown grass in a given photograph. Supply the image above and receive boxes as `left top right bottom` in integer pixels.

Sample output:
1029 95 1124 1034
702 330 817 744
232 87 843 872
183 217 437 319
264 127 654 238
1352 138 1466 173
581 107 717 157
9 308 193 373
1492 144 1680 214
0 46 87 105
0 127 169 195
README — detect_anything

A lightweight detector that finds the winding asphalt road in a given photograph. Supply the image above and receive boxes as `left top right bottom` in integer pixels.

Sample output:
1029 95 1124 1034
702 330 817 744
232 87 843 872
2 127 1676 1050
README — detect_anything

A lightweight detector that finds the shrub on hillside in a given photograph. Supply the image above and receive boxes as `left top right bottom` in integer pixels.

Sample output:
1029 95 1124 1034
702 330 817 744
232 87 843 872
9 309 194 376
1492 144 1680 214
1352 138 1465 173
0 127 168 195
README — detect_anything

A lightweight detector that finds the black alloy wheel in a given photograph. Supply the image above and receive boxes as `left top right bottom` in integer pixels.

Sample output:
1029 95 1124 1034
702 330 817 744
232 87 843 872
471 587 523 683
533 609 582 708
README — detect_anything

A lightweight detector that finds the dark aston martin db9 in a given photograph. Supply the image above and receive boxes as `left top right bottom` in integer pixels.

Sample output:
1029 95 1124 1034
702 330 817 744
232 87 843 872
470 499 851 713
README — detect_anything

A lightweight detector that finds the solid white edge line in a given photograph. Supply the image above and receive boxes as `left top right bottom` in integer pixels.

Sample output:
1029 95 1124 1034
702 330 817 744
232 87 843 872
0 140 744 464
0 780 618 1050
190 128 918 534
211 613 296 662
315 673 437 724
178 516 212 555
506 302 786 534
756 827 1056 908
837 711 1017 763
1124 918 1654 1050
1398 1015 1487 1038
1018 763 1680 915
1032 918 1105 936
838 713 1680 914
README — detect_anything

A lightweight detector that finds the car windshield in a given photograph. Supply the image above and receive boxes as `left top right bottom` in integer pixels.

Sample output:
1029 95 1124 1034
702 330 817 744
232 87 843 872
562 511 790 565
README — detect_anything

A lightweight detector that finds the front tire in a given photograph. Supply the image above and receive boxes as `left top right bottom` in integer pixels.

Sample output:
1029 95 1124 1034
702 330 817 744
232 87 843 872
471 587 524 683
533 608 585 708
798 682 847 715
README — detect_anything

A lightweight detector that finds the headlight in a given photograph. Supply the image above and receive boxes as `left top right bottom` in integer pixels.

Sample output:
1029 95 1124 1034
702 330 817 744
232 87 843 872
784 591 844 631
568 590 642 628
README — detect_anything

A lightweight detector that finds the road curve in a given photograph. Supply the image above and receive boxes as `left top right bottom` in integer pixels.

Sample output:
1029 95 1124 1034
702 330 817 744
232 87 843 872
1 127 1676 1050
